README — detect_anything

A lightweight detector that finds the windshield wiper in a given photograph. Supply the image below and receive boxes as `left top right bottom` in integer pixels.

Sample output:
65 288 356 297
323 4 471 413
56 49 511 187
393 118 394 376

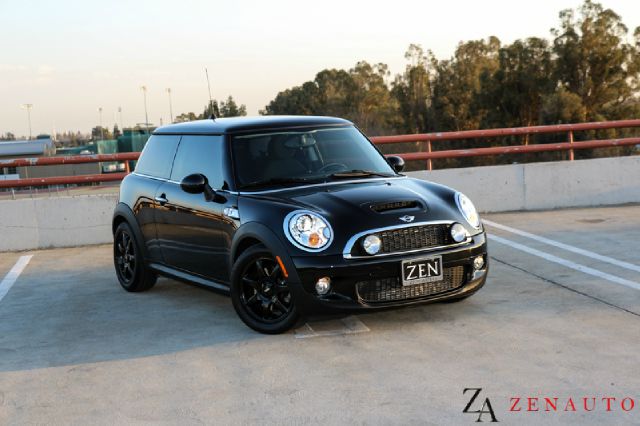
239 176 322 190
329 170 396 179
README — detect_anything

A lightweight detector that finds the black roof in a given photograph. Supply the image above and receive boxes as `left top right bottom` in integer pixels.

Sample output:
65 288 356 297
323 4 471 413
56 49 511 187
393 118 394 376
153 115 352 135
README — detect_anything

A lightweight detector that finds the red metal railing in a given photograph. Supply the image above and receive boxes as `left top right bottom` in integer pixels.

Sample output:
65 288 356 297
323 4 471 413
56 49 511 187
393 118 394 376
1 119 639 189
370 118 640 170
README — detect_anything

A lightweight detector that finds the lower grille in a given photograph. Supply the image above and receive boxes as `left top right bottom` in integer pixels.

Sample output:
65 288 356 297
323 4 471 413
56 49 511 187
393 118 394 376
356 266 466 303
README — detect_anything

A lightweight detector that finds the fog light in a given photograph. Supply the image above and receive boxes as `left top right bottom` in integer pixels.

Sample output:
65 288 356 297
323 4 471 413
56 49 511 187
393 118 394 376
315 277 331 295
473 255 485 270
363 235 381 255
450 223 468 243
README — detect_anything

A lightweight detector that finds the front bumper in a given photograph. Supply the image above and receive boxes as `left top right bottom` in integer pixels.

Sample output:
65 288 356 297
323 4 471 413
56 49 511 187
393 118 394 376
287 233 488 315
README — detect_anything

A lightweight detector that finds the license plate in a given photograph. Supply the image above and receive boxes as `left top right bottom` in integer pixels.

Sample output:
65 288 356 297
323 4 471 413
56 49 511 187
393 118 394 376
401 255 443 286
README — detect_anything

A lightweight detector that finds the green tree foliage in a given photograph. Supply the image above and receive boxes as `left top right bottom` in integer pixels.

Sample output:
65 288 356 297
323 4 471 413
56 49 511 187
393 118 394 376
552 0 640 121
263 62 400 134
392 44 432 133
175 96 247 123
430 37 501 132
480 37 555 140
263 1 639 140
219 96 247 117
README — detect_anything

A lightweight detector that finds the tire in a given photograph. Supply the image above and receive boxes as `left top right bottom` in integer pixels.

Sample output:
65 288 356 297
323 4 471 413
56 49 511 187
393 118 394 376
230 245 300 334
113 222 157 292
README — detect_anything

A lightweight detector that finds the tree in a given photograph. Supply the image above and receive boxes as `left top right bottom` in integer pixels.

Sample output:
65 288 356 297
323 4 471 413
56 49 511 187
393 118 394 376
175 96 248 122
552 0 640 121
0 132 16 141
430 37 501 131
392 44 433 133
480 37 555 136
219 96 247 117
91 126 112 141
263 61 400 134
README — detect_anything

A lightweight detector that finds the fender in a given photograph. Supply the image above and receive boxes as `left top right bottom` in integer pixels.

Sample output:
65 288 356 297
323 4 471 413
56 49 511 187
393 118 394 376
230 221 302 285
112 202 149 259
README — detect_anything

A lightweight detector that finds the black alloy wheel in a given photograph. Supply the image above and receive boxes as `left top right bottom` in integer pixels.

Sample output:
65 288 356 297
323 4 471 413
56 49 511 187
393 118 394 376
113 222 157 292
231 245 299 334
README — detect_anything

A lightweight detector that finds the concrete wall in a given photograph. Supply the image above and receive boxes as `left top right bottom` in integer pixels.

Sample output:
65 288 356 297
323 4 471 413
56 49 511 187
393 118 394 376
0 194 117 252
0 156 638 251
408 155 640 213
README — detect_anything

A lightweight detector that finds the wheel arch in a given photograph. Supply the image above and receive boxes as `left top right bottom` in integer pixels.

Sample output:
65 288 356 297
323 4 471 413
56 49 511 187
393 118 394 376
112 202 149 258
230 222 301 284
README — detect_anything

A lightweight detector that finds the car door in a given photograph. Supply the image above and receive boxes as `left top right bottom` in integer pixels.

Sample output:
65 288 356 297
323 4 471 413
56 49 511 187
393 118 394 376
131 134 181 262
153 135 238 283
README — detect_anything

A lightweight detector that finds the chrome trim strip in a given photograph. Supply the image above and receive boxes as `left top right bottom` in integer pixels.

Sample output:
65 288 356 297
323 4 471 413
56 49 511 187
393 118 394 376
342 220 472 259
131 172 240 195
239 176 407 195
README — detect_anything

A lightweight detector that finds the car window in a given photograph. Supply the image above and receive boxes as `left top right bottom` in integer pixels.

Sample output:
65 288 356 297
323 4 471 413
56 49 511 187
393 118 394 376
232 126 395 188
170 135 226 189
134 135 180 179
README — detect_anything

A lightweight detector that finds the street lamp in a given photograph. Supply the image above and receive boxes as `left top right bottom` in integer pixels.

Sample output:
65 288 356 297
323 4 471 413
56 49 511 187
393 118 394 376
21 104 33 140
98 107 104 140
116 106 124 131
166 88 174 123
140 86 150 133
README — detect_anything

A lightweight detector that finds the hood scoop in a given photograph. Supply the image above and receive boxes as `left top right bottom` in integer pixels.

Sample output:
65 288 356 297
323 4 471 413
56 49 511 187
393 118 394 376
370 200 423 213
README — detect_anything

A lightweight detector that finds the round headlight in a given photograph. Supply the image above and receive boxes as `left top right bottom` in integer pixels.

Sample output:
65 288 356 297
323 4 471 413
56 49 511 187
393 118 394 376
450 223 468 243
455 192 481 229
362 235 381 255
284 210 333 251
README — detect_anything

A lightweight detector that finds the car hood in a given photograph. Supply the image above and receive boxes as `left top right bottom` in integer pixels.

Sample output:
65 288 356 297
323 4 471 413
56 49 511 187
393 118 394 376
240 177 478 256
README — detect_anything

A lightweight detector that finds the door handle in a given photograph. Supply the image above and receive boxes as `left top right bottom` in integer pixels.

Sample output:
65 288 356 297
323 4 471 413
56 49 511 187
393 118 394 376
154 194 168 205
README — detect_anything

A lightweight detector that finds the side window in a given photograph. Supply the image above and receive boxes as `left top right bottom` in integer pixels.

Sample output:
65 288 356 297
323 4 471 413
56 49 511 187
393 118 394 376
134 135 180 179
170 135 226 189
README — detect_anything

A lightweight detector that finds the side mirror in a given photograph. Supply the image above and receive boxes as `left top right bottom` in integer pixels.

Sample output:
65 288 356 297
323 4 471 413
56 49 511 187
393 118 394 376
387 156 405 173
180 173 207 194
180 173 221 202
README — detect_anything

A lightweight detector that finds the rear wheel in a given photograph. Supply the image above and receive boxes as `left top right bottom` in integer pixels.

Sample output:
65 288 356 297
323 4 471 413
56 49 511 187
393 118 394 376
230 245 299 334
113 222 157 292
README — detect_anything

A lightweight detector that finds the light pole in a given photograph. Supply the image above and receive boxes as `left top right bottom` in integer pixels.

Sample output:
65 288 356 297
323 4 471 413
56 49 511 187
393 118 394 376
141 86 150 133
21 104 33 139
118 106 123 131
166 88 174 123
98 107 104 140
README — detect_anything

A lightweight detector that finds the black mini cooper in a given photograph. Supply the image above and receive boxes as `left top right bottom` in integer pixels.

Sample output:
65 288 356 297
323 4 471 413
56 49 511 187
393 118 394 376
112 116 488 333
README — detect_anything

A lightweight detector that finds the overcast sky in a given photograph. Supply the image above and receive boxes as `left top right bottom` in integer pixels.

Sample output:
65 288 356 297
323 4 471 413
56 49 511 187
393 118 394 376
1 0 639 137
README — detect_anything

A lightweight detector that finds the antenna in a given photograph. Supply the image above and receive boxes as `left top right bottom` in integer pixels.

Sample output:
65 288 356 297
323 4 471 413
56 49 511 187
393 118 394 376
205 67 216 120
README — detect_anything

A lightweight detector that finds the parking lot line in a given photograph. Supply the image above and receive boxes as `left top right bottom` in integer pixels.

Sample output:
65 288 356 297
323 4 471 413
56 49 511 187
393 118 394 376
0 255 33 303
484 219 640 273
489 235 640 291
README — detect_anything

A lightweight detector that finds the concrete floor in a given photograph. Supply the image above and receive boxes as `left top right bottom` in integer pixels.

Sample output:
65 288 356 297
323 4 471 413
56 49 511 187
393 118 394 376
1 205 639 425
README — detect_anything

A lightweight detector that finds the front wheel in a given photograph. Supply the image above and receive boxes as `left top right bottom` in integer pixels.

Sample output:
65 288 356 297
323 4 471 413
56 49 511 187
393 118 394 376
230 245 300 334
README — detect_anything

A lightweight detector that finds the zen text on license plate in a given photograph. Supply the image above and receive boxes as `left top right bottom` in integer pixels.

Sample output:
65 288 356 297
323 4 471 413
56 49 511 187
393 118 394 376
401 255 443 286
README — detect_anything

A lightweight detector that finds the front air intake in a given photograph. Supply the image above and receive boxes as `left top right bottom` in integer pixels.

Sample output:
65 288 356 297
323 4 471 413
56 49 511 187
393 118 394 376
370 200 420 213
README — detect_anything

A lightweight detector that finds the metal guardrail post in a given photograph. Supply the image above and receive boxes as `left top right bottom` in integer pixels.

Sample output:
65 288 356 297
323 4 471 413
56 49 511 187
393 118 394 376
568 130 574 161
426 140 433 171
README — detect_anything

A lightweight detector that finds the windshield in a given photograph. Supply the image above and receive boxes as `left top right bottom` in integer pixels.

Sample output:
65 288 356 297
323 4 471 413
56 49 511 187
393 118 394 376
232 126 396 190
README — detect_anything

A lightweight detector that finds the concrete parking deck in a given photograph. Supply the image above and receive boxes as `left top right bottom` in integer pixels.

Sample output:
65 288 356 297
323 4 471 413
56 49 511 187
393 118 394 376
1 205 639 424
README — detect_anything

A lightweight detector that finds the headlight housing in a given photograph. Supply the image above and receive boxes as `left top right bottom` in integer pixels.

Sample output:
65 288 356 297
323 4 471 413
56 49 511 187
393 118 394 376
455 192 481 229
284 210 333 252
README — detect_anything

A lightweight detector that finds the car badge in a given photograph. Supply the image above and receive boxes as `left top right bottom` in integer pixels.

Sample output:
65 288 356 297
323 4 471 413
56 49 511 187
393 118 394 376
399 215 415 223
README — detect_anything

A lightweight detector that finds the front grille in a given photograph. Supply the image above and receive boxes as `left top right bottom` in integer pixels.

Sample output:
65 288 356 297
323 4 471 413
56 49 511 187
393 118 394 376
378 224 452 254
356 266 465 303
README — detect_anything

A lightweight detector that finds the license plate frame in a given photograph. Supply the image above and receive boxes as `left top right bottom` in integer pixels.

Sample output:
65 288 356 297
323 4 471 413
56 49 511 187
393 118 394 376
401 255 443 286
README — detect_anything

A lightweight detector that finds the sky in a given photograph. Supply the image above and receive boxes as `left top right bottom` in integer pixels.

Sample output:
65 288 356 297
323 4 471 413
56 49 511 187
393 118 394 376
1 0 639 137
